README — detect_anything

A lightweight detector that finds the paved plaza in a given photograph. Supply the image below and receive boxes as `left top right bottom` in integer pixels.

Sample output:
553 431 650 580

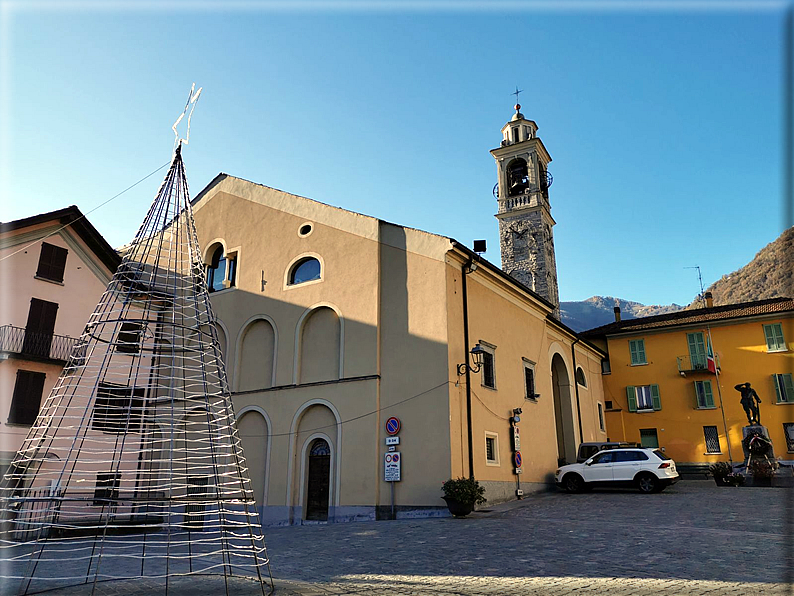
264 480 793 595
2 481 792 595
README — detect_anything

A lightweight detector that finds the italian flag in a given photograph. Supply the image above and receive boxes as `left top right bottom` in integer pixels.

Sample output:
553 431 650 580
707 337 717 374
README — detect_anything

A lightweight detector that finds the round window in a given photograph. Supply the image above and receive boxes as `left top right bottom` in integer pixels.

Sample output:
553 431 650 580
299 223 313 237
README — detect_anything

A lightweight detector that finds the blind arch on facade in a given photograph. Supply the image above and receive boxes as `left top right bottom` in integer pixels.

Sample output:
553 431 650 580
298 307 341 384
238 318 276 391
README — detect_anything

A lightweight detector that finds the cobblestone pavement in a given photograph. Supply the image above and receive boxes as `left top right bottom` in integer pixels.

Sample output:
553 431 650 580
3 481 792 595
263 481 793 595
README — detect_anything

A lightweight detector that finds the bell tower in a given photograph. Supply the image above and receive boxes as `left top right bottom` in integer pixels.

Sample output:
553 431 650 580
490 102 559 316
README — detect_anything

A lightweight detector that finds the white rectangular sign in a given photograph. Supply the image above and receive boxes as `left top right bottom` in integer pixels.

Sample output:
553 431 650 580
384 451 401 482
513 427 520 450
386 436 400 446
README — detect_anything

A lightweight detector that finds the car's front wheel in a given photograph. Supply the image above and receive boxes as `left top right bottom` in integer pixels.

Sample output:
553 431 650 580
563 473 585 493
636 473 658 494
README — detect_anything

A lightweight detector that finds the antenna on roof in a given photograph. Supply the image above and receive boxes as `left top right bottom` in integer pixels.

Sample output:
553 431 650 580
685 265 705 307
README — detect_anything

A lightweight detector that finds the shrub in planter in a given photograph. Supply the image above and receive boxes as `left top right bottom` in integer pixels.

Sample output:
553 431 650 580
441 477 486 517
748 459 778 486
724 472 745 487
709 462 732 485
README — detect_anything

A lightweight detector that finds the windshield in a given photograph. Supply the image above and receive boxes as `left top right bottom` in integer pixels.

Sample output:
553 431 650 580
653 449 671 460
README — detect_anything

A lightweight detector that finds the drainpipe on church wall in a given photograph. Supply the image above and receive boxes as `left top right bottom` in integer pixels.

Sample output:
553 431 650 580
461 261 475 479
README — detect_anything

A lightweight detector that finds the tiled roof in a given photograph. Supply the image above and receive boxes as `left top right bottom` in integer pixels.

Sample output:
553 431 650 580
581 297 794 337
1 205 121 273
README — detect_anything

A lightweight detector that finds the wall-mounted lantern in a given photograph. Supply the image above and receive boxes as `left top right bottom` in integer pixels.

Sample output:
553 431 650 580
457 343 486 376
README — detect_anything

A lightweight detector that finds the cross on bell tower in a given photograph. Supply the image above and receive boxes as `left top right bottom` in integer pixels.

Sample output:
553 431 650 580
490 101 560 316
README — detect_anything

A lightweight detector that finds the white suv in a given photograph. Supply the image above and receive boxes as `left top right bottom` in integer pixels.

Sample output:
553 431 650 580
555 448 679 494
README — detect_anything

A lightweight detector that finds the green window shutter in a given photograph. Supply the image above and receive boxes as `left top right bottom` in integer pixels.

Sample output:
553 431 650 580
651 384 662 411
772 324 785 350
764 325 776 350
774 374 783 403
636 340 646 364
693 382 701 409
783 374 794 403
764 324 786 351
703 381 714 408
626 386 637 412
629 340 639 365
687 333 706 368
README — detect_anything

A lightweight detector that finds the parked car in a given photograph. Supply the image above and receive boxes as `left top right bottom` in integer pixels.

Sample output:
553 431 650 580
555 448 679 494
576 441 641 463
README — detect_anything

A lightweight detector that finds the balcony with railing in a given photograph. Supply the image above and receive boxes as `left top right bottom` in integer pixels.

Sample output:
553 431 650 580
676 353 720 375
0 325 79 363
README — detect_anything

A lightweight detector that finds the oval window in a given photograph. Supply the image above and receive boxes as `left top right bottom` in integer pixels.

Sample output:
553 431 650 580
290 257 321 285
299 223 313 236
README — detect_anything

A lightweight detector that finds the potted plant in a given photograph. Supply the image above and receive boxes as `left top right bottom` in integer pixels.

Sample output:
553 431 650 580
748 459 777 487
724 471 745 487
441 477 486 517
709 462 732 486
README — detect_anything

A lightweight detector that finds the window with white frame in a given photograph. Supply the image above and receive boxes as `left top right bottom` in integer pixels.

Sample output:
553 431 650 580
773 373 794 403
764 323 786 352
629 339 647 365
597 403 605 432
479 342 496 389
627 384 661 412
694 380 715 409
485 432 499 465
206 245 237 293
703 426 721 453
289 257 322 285
575 367 587 387
523 359 536 400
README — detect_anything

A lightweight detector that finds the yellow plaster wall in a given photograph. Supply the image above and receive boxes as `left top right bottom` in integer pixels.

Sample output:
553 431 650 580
602 314 794 463
192 180 456 516
445 254 607 489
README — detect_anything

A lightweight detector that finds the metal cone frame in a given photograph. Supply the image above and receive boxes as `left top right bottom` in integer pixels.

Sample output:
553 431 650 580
0 144 273 595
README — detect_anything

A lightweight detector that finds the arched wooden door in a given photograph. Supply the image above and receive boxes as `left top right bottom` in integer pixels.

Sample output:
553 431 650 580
305 438 330 521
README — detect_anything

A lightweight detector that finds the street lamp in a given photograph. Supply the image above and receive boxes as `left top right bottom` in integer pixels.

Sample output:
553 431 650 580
457 343 486 376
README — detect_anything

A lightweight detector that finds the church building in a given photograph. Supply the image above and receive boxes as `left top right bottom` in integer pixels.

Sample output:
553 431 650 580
190 105 608 525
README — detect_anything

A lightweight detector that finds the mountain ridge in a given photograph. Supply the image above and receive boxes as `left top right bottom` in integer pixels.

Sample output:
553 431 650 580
560 227 793 332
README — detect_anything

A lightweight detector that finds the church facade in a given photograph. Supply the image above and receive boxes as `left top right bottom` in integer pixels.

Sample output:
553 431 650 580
190 107 607 525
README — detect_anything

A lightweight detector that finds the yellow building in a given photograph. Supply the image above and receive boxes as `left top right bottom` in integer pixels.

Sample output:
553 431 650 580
583 295 794 466
190 106 608 525
0 207 120 476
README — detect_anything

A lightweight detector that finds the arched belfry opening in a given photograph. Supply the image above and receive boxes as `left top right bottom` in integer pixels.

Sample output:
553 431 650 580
551 353 577 466
507 158 529 196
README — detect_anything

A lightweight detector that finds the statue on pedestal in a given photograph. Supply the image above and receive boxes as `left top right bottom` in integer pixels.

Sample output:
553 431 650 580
735 382 762 425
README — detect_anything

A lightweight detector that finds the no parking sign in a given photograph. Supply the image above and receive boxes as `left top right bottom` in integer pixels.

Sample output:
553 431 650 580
385 417 401 435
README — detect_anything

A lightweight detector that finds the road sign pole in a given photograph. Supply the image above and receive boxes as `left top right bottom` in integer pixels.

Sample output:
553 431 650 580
391 480 395 520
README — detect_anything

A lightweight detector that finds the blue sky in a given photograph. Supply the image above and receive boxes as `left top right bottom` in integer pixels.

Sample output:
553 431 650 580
1 1 788 305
